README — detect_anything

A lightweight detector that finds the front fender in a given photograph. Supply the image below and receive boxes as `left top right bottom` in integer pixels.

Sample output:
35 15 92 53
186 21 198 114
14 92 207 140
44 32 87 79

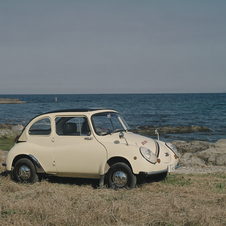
104 143 154 174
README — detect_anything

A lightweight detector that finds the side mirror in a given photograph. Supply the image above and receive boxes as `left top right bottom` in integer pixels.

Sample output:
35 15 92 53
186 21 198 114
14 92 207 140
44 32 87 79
119 132 128 146
119 132 124 139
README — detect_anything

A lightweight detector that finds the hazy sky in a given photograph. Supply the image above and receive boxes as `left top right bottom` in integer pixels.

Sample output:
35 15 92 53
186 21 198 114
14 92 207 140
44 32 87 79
1 0 226 94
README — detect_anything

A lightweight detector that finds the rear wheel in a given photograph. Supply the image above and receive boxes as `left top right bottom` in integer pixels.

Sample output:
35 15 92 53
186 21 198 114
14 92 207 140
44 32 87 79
13 158 38 184
107 162 137 189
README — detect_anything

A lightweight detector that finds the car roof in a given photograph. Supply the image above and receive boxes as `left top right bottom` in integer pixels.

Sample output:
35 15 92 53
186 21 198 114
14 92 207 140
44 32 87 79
21 108 118 134
46 108 114 114
24 108 116 127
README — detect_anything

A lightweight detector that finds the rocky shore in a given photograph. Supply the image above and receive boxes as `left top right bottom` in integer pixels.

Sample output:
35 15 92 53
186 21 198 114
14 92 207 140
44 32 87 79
0 124 226 174
172 139 226 174
172 139 226 167
0 123 24 138
0 98 26 104
132 125 212 136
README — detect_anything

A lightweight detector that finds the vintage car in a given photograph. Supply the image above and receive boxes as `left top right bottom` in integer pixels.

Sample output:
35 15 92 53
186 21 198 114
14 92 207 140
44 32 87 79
2 108 180 188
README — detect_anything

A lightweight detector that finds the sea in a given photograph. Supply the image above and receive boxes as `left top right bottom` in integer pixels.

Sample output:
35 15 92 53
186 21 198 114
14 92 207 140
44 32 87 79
0 93 225 143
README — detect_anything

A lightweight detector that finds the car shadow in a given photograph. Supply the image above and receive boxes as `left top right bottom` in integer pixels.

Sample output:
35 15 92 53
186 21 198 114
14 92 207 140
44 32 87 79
39 175 100 189
136 172 168 185
0 170 101 189
42 173 168 189
1 170 167 189
0 170 11 177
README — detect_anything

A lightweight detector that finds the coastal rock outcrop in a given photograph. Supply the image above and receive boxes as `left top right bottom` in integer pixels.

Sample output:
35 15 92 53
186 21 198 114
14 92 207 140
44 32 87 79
0 124 24 138
171 140 211 153
0 98 26 104
172 139 226 167
132 125 212 137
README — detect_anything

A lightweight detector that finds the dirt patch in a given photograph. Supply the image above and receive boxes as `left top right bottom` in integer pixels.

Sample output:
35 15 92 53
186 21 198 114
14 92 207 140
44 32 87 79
0 149 8 158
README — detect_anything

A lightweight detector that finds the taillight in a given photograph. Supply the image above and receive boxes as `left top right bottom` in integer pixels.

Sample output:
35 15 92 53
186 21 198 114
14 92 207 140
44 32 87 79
14 135 20 143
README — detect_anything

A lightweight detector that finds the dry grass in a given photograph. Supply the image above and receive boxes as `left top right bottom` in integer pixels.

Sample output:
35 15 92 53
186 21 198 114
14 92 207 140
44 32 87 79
1 154 226 226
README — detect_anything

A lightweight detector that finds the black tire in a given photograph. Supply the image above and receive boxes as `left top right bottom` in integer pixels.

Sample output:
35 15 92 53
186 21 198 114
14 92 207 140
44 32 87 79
107 162 137 189
13 158 38 184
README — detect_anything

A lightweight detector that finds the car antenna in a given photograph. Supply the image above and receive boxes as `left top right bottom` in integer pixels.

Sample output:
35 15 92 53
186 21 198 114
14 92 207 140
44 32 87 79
155 128 159 140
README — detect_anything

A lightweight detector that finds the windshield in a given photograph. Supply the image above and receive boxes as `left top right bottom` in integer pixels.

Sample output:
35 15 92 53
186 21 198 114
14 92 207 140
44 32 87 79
92 112 130 136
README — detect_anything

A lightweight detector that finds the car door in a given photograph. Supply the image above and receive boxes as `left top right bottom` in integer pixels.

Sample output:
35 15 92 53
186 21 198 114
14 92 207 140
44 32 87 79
27 117 56 173
53 116 107 177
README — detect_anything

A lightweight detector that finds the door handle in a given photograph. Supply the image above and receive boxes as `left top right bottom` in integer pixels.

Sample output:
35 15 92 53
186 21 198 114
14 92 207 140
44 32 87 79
84 137 93 140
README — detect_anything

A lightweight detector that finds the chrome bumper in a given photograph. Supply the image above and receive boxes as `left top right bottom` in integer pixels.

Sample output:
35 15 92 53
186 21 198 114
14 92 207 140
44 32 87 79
139 163 181 175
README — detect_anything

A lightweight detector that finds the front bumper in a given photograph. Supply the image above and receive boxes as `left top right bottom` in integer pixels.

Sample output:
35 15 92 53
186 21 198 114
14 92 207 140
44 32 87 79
139 163 180 176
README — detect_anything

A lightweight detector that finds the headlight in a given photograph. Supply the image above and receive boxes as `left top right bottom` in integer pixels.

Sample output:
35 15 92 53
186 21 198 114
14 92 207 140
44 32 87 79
140 147 157 164
165 143 179 157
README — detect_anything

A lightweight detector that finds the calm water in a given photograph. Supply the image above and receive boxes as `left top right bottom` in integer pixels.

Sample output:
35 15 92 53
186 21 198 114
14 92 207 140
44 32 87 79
0 93 225 142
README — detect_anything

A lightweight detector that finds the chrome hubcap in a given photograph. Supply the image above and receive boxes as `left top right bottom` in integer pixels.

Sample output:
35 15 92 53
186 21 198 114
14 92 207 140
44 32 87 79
113 171 127 187
18 166 31 180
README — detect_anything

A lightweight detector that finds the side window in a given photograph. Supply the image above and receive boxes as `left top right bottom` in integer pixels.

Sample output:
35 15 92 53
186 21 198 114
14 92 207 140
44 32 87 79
29 118 51 135
92 114 112 135
92 113 124 135
56 117 91 136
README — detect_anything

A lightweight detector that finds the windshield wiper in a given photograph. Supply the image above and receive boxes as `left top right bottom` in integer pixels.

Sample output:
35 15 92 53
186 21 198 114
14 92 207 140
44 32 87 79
112 129 126 134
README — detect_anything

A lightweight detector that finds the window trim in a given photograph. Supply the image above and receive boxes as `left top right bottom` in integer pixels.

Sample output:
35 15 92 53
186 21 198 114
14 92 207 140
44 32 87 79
28 117 52 136
55 115 91 136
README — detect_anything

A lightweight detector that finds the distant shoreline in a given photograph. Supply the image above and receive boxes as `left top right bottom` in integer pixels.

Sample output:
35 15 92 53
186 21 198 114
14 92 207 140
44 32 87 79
0 98 26 104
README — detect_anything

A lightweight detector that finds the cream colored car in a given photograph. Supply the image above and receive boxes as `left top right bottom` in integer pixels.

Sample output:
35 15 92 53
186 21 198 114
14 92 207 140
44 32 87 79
3 109 179 188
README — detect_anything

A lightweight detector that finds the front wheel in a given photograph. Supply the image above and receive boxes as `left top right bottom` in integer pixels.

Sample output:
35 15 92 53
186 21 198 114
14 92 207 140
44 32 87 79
13 158 38 184
106 162 137 189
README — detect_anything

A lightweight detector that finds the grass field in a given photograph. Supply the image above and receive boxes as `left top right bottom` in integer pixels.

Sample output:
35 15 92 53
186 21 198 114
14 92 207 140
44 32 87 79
0 137 15 151
1 154 226 226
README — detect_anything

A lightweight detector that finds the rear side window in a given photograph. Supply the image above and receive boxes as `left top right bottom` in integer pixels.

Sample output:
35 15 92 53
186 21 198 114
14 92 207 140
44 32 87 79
29 118 51 135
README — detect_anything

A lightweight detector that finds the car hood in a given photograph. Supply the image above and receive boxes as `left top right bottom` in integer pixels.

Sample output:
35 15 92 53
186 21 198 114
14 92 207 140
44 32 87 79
94 131 158 155
124 132 157 150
